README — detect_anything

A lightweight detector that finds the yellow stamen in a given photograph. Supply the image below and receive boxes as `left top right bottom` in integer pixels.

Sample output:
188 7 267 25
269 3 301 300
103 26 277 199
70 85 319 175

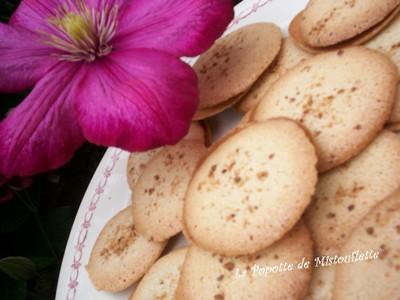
53 12 90 42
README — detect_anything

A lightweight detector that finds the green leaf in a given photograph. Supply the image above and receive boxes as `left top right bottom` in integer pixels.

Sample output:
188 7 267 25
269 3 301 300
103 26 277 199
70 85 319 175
0 257 37 281
30 256 57 271
0 273 27 300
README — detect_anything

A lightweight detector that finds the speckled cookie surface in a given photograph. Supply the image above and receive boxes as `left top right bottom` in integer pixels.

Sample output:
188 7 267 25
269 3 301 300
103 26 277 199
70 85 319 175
290 6 400 54
129 247 187 300
127 123 209 190
305 131 400 253
86 207 167 292
299 0 400 47
333 191 400 300
304 262 336 300
194 92 246 120
252 47 398 172
194 23 282 110
389 85 400 123
367 12 400 75
127 149 161 191
237 37 312 113
176 222 313 300
132 141 207 242
184 119 317 256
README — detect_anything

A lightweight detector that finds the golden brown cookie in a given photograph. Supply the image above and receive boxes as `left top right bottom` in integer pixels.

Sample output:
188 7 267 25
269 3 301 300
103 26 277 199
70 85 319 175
194 23 282 112
129 247 188 300
176 222 313 300
333 190 400 300
299 0 400 47
184 119 317 256
86 207 167 292
305 131 400 253
237 37 312 113
252 47 398 172
132 141 207 242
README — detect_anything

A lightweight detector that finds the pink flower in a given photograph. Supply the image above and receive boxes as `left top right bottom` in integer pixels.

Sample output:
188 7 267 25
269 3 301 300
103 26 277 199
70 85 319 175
0 0 233 178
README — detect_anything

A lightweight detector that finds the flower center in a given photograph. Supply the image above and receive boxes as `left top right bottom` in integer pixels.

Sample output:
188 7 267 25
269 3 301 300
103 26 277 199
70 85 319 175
45 0 118 62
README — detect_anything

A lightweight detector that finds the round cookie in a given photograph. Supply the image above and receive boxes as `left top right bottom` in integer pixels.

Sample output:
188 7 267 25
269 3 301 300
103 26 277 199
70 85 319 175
176 222 313 300
127 149 161 191
389 84 400 123
305 130 400 253
299 0 400 47
184 119 318 256
367 12 400 75
194 92 246 120
333 190 400 300
252 47 398 172
132 141 207 242
387 121 400 132
86 207 167 292
194 23 282 110
289 6 400 54
237 37 313 113
183 121 209 145
127 123 209 190
304 263 336 300
129 247 188 300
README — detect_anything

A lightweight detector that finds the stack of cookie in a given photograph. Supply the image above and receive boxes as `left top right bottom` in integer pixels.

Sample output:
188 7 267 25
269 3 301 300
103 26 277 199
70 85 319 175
193 23 282 119
85 0 400 298
289 0 400 53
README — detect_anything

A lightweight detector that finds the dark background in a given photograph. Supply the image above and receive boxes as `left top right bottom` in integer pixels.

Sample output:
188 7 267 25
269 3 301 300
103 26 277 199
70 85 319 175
0 0 243 299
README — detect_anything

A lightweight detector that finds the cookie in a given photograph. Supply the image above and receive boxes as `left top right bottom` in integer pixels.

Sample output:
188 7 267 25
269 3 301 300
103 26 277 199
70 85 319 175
184 121 209 145
129 247 188 300
127 123 209 190
304 263 336 300
389 84 400 123
194 92 246 120
367 12 400 74
86 207 167 292
387 121 400 132
289 6 400 54
184 119 317 256
305 130 400 253
333 190 400 300
194 23 282 111
176 222 313 300
132 140 207 242
237 37 312 113
252 47 398 172
298 0 400 47
127 149 162 191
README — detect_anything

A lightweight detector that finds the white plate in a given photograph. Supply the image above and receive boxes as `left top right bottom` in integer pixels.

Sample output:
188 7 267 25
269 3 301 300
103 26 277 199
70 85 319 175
55 0 308 299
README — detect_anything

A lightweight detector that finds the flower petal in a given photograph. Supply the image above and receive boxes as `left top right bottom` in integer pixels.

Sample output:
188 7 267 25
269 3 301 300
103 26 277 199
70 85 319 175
115 0 234 57
9 0 59 31
0 62 85 178
0 23 55 93
74 49 198 151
